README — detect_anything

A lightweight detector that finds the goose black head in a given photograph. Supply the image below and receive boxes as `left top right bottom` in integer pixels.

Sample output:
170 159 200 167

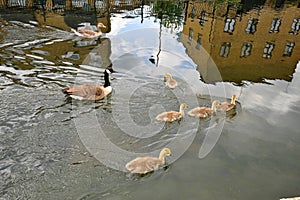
105 64 116 74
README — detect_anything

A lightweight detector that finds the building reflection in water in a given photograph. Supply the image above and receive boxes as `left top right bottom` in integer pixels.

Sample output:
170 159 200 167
182 0 300 84
1 0 299 85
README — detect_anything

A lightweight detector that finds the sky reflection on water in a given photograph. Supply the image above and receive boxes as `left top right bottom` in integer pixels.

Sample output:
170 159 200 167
0 1 300 200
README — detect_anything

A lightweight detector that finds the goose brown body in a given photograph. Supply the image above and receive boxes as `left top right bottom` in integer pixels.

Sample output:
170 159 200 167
156 103 187 122
188 100 219 118
62 68 112 100
125 148 171 174
216 95 237 111
71 23 106 39
164 73 178 89
62 84 111 100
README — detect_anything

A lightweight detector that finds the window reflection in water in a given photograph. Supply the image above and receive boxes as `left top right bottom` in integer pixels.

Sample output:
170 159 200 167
72 0 87 8
189 28 193 41
196 33 202 50
199 11 206 26
269 18 281 33
241 43 252 57
263 42 275 59
189 5 197 21
289 18 300 35
224 18 235 34
245 18 258 34
114 0 121 6
95 0 105 9
220 42 231 58
283 42 295 57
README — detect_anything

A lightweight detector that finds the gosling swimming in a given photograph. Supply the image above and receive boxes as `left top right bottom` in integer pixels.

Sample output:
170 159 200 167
156 103 187 122
216 95 237 112
164 73 178 89
188 100 220 118
125 148 171 174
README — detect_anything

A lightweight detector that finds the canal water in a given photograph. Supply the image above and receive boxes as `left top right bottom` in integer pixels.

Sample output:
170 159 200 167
0 0 300 199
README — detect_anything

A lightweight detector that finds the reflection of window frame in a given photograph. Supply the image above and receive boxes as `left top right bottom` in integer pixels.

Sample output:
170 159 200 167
240 43 252 57
263 42 275 59
219 42 231 58
196 33 202 49
199 11 206 26
72 0 88 8
224 18 236 34
245 18 258 34
269 18 281 33
8 0 26 7
114 0 120 6
289 18 300 35
189 28 193 41
189 5 197 19
283 42 295 57
95 0 105 9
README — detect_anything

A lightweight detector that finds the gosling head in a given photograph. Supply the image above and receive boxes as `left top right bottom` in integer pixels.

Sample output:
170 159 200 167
231 94 237 105
161 148 172 157
164 73 172 79
180 103 188 110
97 22 106 28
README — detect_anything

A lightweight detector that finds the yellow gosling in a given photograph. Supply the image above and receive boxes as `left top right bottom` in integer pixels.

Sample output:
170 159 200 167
156 103 187 122
188 100 220 118
125 148 171 174
164 73 178 89
216 95 237 112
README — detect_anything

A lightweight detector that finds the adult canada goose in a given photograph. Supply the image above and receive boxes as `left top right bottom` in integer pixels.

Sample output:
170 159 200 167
62 68 113 100
156 103 187 122
164 73 178 89
188 100 220 118
125 148 171 174
71 22 106 39
216 95 237 112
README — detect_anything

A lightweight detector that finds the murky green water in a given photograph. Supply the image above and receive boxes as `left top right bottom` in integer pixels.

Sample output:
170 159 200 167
1 1 300 199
